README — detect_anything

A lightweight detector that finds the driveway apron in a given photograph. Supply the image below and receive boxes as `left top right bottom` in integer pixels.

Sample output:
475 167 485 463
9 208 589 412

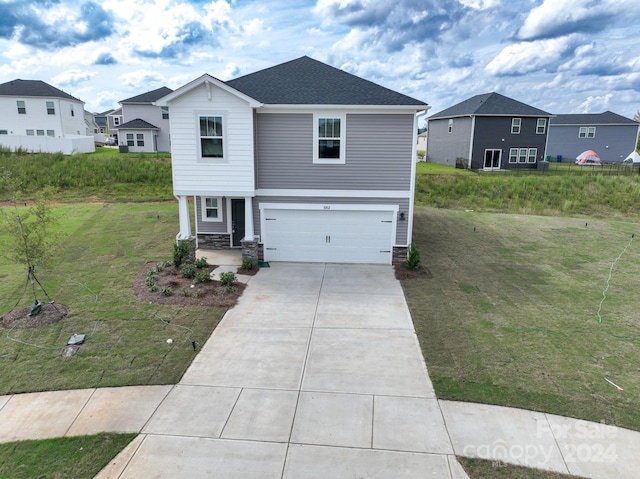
109 263 463 478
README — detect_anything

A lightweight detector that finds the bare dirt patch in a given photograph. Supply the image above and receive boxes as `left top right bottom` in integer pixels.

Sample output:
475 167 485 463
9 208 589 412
1 302 70 329
394 262 432 280
134 262 246 308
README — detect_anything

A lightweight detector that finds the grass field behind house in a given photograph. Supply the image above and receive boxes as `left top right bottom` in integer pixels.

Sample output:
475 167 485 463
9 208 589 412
404 207 640 430
0 202 225 395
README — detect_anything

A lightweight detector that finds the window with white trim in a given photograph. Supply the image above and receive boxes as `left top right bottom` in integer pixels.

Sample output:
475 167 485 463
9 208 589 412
509 147 537 163
199 116 224 158
579 127 596 138
136 133 144 146
0 130 7 135
314 114 345 164
17 100 26 114
201 197 222 222
536 118 546 134
46 130 54 137
46 101 55 115
36 129 45 136
70 105 75 117
114 116 121 126
511 118 521 134
26 129 34 136
126 133 134 146
448 119 453 133
527 148 537 163
161 107 169 119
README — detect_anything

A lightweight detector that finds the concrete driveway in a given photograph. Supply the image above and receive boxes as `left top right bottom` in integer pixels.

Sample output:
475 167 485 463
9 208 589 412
104 263 467 478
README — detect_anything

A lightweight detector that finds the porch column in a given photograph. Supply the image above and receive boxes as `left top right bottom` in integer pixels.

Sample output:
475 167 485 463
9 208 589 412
177 195 192 240
244 196 254 241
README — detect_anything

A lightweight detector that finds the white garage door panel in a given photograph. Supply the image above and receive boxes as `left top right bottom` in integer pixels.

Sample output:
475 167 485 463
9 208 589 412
263 208 394 264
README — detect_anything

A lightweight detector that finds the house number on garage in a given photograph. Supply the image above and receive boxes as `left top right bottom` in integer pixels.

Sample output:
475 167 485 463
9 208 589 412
323 205 330 209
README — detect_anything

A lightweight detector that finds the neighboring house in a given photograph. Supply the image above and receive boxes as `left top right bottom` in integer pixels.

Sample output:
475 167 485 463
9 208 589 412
84 111 106 143
116 86 173 152
426 92 552 170
417 130 427 159
546 111 640 163
0 79 94 154
156 56 428 265
106 107 123 141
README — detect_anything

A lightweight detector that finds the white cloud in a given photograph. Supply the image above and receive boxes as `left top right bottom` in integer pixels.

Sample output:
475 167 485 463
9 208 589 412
118 69 165 89
52 70 96 86
577 94 613 113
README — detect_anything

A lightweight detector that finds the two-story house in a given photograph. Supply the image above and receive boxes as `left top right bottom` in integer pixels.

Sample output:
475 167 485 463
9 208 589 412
115 87 173 153
156 56 428 264
426 92 552 170
546 111 640 163
0 79 94 154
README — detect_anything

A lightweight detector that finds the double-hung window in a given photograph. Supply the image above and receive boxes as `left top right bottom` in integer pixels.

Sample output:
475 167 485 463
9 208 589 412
161 107 169 119
136 133 144 146
201 197 222 222
17 101 26 114
536 119 546 134
314 114 345 164
509 147 537 164
0 130 7 135
126 133 134 146
70 105 75 117
46 101 55 115
579 127 596 138
448 119 453 133
511 118 521 134
527 148 537 163
199 116 224 158
46 130 54 137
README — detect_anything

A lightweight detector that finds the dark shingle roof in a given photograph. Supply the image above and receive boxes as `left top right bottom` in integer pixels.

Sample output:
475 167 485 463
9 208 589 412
225 56 427 106
120 86 173 104
429 92 551 119
0 79 82 102
550 111 638 125
117 118 159 129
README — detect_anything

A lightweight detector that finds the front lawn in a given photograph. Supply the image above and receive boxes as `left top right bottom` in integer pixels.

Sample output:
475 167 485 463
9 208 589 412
404 207 640 431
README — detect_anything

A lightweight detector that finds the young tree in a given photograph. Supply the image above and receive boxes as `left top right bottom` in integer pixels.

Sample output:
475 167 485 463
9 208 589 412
0 169 64 314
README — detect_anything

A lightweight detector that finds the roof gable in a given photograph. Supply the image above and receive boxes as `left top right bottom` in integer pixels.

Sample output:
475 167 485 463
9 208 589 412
429 92 550 119
120 86 174 104
550 111 638 125
154 74 262 108
117 118 160 129
226 56 427 107
0 79 82 102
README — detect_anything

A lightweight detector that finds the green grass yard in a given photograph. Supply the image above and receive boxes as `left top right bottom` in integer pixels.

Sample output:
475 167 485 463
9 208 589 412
404 207 640 431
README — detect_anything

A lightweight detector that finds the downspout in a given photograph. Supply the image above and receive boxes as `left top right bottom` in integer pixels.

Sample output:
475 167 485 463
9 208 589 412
468 115 476 169
543 115 554 162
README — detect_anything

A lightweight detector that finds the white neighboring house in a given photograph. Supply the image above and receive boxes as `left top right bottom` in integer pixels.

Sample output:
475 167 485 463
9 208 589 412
0 79 95 154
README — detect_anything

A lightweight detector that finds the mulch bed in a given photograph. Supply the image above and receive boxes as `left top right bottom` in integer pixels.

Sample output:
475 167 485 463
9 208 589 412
0 302 70 330
394 262 433 280
134 262 246 308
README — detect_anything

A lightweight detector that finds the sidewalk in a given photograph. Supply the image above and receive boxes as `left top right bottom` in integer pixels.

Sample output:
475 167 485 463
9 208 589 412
0 262 638 478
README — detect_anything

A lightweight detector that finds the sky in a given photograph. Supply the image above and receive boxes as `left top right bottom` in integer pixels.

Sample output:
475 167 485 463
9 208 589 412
1 0 639 122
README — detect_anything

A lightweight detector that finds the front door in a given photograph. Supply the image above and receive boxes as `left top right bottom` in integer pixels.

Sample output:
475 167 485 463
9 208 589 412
484 149 502 170
231 199 245 247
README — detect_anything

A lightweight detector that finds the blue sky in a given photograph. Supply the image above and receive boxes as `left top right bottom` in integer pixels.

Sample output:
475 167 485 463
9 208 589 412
0 0 639 121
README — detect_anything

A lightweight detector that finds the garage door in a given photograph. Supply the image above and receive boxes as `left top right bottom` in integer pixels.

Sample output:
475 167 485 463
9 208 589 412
261 207 395 264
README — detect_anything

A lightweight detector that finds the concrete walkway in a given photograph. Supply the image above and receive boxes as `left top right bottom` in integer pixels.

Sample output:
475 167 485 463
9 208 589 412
1 262 639 478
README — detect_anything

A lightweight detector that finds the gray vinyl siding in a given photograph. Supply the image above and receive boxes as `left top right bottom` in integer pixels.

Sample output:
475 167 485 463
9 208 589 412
121 104 171 152
546 124 639 163
471 116 548 169
195 196 228 234
426 117 472 166
253 196 410 246
255 113 414 190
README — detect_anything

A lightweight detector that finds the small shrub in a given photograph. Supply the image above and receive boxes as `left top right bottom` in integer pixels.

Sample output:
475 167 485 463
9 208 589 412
219 271 236 286
180 287 192 297
406 242 421 270
149 284 159 293
193 270 211 284
153 263 164 273
181 263 197 278
172 240 192 267
146 274 157 287
241 258 258 270
160 287 172 296
194 257 208 268
225 285 237 294
195 289 205 298
160 260 172 268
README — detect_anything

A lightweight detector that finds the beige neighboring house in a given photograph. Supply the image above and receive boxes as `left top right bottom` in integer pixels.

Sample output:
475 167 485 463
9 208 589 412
417 131 427 160
0 79 94 154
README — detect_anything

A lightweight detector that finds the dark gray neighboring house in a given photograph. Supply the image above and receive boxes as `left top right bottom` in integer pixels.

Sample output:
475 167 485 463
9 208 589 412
426 92 552 170
546 111 640 164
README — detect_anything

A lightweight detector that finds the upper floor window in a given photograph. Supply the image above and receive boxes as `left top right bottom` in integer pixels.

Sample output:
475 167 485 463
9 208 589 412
199 116 224 158
511 118 521 134
114 116 121 126
314 114 345 164
70 105 75 117
579 127 596 138
136 133 144 146
161 107 169 119
536 118 546 134
201 197 222 222
448 119 453 133
17 100 26 114
46 101 55 115
0 130 7 135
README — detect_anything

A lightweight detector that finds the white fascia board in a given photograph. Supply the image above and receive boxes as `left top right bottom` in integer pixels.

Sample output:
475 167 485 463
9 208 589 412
154 74 263 108
255 189 411 198
174 189 256 197
258 105 427 114
259 202 398 212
